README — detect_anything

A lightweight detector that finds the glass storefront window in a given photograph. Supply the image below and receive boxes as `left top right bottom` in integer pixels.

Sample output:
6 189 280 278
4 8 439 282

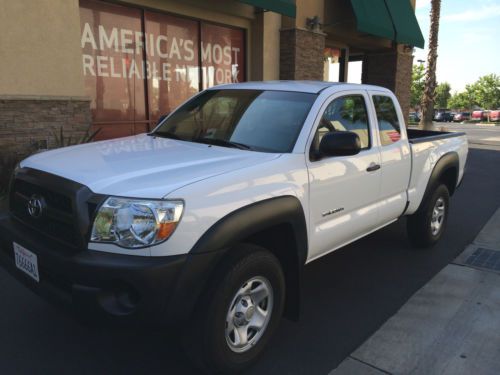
201 23 245 89
79 0 246 139
80 0 147 139
144 11 200 124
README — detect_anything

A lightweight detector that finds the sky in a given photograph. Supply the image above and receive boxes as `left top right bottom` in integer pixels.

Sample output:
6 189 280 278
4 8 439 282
330 0 500 92
414 0 500 93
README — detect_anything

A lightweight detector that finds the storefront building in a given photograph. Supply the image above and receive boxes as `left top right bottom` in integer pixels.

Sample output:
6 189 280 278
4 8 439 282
0 0 423 154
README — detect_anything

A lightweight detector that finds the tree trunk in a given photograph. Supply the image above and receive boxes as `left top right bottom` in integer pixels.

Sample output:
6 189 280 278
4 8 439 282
419 0 441 130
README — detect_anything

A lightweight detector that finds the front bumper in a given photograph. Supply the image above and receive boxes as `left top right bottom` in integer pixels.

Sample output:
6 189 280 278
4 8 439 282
0 213 217 327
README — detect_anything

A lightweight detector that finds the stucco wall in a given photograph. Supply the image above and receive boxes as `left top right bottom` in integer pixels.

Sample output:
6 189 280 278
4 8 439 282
251 11 281 81
282 0 324 29
0 0 262 99
262 12 281 80
0 0 86 97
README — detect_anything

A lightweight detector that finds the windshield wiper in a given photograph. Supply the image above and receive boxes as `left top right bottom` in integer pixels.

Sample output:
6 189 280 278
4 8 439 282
148 131 182 140
193 138 253 150
149 132 253 150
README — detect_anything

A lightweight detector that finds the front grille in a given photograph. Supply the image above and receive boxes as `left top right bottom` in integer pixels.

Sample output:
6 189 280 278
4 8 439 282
8 168 105 250
11 180 79 247
14 179 73 214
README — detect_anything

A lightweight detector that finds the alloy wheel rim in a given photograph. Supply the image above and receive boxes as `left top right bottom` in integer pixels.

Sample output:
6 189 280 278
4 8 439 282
225 276 273 353
431 197 445 236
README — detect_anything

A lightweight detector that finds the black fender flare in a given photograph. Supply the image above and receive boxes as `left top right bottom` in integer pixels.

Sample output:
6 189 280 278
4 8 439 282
166 196 308 324
418 151 459 212
190 195 308 261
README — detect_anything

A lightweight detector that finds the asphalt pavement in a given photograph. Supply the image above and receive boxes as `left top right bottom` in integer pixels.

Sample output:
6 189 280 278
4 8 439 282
0 125 499 375
421 122 500 148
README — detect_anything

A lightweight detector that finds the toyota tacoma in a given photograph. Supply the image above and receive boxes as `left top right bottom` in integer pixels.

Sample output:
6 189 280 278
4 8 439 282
0 81 468 373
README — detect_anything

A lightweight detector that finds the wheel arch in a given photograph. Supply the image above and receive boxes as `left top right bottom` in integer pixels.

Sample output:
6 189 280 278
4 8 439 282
419 151 459 211
168 196 308 324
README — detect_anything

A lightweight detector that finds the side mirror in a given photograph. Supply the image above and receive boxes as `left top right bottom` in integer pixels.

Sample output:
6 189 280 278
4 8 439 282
319 131 361 157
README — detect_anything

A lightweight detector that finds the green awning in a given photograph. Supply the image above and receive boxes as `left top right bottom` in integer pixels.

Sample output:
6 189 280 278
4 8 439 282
349 0 395 41
238 0 296 18
349 0 425 48
385 0 425 48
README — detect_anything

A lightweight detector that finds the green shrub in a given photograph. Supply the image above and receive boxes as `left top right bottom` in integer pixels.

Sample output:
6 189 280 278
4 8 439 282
52 124 101 148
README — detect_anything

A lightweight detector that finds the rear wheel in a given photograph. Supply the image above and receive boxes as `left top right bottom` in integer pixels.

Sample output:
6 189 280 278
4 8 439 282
183 245 285 374
407 184 449 248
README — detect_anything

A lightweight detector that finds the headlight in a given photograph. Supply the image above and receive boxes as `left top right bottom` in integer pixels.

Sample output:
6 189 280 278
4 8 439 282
91 197 184 248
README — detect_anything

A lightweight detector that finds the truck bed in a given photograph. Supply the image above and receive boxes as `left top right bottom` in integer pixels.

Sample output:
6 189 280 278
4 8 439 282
405 127 468 215
407 128 466 144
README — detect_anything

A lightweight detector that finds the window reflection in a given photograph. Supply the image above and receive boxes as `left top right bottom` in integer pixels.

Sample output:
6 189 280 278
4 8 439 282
373 96 401 145
314 95 371 150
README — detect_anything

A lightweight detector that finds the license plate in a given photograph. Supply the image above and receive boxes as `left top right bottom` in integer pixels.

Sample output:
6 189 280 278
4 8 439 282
13 242 40 282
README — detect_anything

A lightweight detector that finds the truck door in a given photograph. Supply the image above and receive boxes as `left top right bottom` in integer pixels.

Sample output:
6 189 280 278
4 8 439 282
306 92 382 261
369 93 412 225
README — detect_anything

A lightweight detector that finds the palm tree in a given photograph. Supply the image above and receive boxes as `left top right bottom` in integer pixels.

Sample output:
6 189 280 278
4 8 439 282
419 0 442 130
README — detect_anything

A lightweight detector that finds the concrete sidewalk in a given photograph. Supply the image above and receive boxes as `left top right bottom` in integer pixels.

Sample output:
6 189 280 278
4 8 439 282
330 207 500 375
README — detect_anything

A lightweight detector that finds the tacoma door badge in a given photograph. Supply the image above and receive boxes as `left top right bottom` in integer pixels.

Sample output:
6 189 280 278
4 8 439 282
322 208 344 217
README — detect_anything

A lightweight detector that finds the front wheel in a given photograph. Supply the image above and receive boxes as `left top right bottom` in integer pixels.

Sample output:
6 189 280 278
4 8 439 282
183 245 285 374
407 184 450 248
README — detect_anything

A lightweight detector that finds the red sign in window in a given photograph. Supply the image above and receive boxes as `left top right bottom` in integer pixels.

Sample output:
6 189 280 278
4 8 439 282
387 131 401 143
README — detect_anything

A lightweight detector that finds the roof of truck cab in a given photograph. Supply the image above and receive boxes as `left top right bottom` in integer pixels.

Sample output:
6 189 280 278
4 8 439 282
210 81 393 94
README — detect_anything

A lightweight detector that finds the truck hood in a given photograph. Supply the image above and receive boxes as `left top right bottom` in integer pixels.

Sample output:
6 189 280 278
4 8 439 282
21 134 280 198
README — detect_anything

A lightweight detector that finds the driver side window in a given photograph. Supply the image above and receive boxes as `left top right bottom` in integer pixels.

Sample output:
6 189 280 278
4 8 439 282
311 95 371 156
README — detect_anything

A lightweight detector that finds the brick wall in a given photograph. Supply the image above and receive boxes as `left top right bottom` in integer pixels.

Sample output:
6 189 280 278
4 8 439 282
280 28 326 80
362 47 414 122
0 96 91 156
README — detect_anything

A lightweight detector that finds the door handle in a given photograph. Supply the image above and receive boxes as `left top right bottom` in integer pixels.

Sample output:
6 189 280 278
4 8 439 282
366 163 381 172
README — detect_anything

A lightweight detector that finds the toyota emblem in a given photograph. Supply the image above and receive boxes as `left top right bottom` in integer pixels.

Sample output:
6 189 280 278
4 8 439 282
27 195 44 218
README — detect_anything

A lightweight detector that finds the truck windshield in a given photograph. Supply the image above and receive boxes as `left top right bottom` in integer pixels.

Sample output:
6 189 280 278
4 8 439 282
152 89 317 153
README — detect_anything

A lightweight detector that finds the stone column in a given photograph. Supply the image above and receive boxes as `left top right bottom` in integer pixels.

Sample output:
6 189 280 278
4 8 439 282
280 28 326 80
362 45 414 121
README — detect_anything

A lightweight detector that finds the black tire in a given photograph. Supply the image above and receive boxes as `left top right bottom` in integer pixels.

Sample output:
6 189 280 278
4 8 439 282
183 245 285 374
407 184 450 248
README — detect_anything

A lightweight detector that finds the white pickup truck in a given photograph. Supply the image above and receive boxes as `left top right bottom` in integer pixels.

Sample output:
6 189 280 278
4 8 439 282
1 81 467 373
